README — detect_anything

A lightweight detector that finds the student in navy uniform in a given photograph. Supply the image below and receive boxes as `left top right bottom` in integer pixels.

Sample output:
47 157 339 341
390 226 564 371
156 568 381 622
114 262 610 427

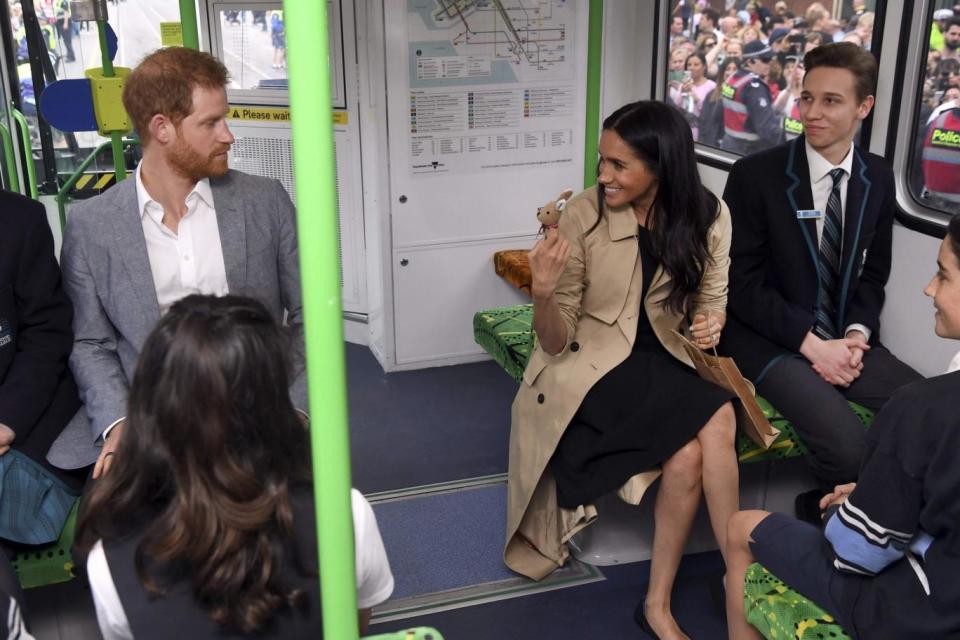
718 43 921 522
76 295 393 639
725 213 960 640
720 39 784 155
0 190 84 549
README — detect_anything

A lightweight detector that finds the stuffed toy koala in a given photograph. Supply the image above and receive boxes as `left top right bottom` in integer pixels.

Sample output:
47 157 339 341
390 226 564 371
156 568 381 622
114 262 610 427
536 188 574 238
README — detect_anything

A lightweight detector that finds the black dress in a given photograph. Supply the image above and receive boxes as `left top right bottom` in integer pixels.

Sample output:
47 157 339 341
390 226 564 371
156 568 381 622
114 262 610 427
550 227 734 508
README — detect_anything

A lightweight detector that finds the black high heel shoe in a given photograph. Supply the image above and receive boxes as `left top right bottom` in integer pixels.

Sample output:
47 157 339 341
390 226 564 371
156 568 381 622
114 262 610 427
634 604 662 639
634 602 690 639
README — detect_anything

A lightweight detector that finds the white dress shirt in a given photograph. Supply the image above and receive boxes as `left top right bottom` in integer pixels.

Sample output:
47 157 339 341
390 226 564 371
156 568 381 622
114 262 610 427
87 489 395 639
805 140 871 341
135 163 229 315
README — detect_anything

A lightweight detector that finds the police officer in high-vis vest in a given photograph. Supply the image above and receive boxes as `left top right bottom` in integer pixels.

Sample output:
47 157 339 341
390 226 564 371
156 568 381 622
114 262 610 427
721 39 783 155
922 106 960 204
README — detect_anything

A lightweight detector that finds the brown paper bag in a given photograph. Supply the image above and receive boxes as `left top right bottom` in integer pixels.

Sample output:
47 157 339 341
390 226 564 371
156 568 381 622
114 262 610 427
672 330 780 449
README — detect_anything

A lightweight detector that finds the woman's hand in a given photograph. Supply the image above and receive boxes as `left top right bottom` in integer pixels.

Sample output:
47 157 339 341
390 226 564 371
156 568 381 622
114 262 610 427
690 310 726 350
529 232 571 301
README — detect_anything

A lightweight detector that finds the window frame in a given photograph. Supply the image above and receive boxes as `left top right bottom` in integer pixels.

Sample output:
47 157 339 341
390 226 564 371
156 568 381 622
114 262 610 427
886 0 952 238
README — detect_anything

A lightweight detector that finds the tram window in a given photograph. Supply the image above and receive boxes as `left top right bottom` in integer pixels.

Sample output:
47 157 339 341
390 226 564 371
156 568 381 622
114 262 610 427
213 8 288 92
663 1 881 156
905 5 960 216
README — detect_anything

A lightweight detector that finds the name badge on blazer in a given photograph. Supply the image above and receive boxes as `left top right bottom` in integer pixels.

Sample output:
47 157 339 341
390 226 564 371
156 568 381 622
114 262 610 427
796 209 823 219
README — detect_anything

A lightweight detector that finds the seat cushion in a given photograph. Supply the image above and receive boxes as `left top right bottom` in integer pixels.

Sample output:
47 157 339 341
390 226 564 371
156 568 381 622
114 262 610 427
744 562 850 639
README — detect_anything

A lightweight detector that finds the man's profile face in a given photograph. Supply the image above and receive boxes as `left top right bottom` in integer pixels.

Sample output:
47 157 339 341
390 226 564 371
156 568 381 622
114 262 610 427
169 86 235 181
798 66 873 153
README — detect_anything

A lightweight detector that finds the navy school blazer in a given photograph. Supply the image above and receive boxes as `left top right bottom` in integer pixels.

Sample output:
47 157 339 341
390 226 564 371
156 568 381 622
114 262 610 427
719 136 895 381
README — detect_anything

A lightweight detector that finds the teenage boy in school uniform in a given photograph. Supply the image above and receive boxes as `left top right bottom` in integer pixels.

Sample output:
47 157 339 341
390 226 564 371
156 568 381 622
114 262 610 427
718 43 921 522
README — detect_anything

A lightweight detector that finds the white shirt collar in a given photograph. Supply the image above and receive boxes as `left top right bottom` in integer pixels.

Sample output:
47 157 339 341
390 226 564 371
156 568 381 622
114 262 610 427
134 162 214 220
805 139 855 185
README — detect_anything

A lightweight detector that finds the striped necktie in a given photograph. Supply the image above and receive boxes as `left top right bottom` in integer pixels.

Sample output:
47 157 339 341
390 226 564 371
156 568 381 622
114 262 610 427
814 168 846 340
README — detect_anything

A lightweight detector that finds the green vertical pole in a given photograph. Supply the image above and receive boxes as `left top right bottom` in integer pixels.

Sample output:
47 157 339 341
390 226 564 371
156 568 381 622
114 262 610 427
583 0 604 189
178 0 200 50
283 2 358 640
0 122 21 194
97 19 127 182
11 110 37 198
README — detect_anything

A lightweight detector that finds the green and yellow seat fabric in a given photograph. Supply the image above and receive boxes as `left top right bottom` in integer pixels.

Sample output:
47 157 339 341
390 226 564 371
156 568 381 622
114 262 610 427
744 563 850 639
473 303 874 463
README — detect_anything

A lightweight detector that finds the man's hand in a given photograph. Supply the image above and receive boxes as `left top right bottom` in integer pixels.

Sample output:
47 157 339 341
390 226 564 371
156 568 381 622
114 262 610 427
528 232 571 301
0 424 14 456
845 329 869 370
93 420 125 479
819 482 856 511
800 332 870 386
690 310 726 350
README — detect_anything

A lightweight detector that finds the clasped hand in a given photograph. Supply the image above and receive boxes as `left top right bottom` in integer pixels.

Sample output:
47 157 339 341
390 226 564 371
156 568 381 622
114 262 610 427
819 482 856 511
802 331 870 387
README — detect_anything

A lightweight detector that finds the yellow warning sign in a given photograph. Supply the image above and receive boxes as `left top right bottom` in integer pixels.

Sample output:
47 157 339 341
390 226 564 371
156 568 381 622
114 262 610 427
160 22 183 47
227 105 348 125
228 105 291 122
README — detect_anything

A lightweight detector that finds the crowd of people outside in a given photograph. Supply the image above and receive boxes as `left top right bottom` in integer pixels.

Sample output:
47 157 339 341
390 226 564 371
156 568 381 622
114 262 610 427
667 1 879 153
918 7 960 209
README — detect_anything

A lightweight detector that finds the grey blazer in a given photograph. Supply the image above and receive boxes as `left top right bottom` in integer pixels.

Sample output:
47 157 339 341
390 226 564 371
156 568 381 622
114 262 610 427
48 170 307 469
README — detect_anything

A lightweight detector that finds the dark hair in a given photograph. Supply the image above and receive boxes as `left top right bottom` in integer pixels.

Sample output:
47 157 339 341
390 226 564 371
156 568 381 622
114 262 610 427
592 101 719 315
123 47 230 143
685 51 707 70
949 214 960 264
76 295 312 634
948 17 960 31
803 42 878 102
701 8 720 24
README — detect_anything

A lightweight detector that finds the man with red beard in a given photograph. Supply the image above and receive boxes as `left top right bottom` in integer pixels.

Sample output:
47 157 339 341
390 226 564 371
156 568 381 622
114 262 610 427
50 47 306 477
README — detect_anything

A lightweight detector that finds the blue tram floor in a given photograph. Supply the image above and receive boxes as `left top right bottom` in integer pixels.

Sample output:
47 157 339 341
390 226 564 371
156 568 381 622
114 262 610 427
347 343 518 493
372 551 728 639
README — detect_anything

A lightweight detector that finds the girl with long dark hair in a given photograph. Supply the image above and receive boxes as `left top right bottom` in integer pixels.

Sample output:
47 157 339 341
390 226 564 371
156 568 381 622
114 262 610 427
505 101 739 639
76 295 393 639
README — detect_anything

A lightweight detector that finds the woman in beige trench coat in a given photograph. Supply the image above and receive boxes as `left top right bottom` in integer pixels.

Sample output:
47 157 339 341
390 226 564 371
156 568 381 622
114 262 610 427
504 101 740 640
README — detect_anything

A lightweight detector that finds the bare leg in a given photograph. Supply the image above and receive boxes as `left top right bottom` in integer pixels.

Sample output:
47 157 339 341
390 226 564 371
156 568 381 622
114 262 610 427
644 439 703 640
697 402 739 565
725 510 769 640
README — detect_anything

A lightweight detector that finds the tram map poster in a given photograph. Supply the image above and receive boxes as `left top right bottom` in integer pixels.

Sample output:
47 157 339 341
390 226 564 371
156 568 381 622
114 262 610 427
404 0 578 177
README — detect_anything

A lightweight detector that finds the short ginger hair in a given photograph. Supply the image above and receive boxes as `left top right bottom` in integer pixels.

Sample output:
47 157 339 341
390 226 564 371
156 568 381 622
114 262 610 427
122 47 229 143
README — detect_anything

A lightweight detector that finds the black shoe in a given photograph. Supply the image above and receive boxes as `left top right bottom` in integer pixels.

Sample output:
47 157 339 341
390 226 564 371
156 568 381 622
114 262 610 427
794 488 826 526
634 605 662 639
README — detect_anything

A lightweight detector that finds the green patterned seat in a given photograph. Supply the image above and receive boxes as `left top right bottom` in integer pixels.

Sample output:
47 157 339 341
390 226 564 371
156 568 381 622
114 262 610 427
11 498 79 589
472 304 874 463
744 562 850 639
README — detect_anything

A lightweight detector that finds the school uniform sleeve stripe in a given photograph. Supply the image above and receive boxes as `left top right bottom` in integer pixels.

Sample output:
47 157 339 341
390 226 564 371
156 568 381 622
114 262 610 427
825 505 907 575
838 500 913 544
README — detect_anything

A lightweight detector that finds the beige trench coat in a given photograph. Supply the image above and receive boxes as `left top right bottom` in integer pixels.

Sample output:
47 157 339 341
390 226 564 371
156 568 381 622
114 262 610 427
504 186 732 580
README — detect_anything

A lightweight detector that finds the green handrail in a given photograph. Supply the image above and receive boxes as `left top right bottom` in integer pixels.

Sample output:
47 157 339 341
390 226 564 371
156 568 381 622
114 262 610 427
179 0 200 50
55 138 140 231
284 2 358 639
97 19 127 184
0 121 20 194
11 109 38 199
583 0 604 189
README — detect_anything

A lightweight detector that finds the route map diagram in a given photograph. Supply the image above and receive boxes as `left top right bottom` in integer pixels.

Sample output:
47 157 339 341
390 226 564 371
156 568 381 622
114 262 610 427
408 0 574 87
